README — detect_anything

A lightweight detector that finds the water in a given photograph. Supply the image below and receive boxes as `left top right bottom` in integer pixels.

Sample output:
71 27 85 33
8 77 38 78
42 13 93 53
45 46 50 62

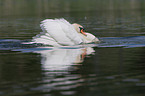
1 0 145 96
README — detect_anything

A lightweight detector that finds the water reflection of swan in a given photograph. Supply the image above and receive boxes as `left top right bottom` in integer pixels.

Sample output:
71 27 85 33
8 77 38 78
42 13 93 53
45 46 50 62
34 47 95 71
32 18 99 46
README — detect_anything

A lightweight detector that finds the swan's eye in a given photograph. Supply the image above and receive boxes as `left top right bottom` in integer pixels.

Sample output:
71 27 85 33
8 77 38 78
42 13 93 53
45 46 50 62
79 27 85 32
79 27 87 36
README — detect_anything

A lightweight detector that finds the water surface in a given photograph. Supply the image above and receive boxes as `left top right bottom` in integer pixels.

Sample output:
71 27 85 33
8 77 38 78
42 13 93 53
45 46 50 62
0 0 145 96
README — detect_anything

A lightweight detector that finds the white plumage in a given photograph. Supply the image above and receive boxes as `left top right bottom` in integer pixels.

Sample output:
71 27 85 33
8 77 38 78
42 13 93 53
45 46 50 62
32 18 99 46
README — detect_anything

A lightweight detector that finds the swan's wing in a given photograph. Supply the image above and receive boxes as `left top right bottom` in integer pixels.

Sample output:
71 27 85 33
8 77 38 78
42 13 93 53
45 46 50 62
32 35 60 46
32 31 60 46
56 19 83 44
39 19 83 45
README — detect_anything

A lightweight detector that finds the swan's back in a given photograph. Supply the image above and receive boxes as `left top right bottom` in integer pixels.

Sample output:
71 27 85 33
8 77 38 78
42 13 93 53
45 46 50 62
33 19 83 46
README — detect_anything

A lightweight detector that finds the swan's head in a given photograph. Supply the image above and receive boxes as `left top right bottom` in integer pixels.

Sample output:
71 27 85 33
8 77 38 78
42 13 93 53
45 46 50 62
72 23 100 43
72 23 87 36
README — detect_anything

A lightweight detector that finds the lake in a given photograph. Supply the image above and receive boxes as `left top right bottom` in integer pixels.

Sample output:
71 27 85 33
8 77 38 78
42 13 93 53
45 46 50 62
0 0 145 96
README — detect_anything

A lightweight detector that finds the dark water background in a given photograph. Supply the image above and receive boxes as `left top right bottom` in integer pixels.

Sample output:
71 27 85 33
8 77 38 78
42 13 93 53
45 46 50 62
0 0 145 96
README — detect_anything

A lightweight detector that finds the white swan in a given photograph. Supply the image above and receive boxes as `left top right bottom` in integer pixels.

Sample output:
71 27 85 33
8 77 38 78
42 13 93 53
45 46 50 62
32 18 99 46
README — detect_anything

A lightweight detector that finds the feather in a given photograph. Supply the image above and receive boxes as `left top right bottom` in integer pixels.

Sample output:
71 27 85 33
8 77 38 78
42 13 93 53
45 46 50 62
32 18 99 46
34 18 83 46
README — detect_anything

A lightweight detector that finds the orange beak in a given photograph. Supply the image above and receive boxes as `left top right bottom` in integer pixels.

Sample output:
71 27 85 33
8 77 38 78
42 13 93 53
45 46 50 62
81 29 87 36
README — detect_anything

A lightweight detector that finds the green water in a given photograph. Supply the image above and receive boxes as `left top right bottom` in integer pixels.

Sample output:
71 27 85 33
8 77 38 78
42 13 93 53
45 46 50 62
0 0 145 96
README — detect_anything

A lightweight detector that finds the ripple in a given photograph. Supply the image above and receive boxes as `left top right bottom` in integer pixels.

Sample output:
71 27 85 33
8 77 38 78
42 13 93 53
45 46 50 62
105 76 115 79
61 91 76 95
123 78 140 82
98 36 145 48
136 83 145 86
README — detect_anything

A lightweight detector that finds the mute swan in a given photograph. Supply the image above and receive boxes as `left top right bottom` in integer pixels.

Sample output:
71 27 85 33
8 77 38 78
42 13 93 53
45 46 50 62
32 18 99 46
